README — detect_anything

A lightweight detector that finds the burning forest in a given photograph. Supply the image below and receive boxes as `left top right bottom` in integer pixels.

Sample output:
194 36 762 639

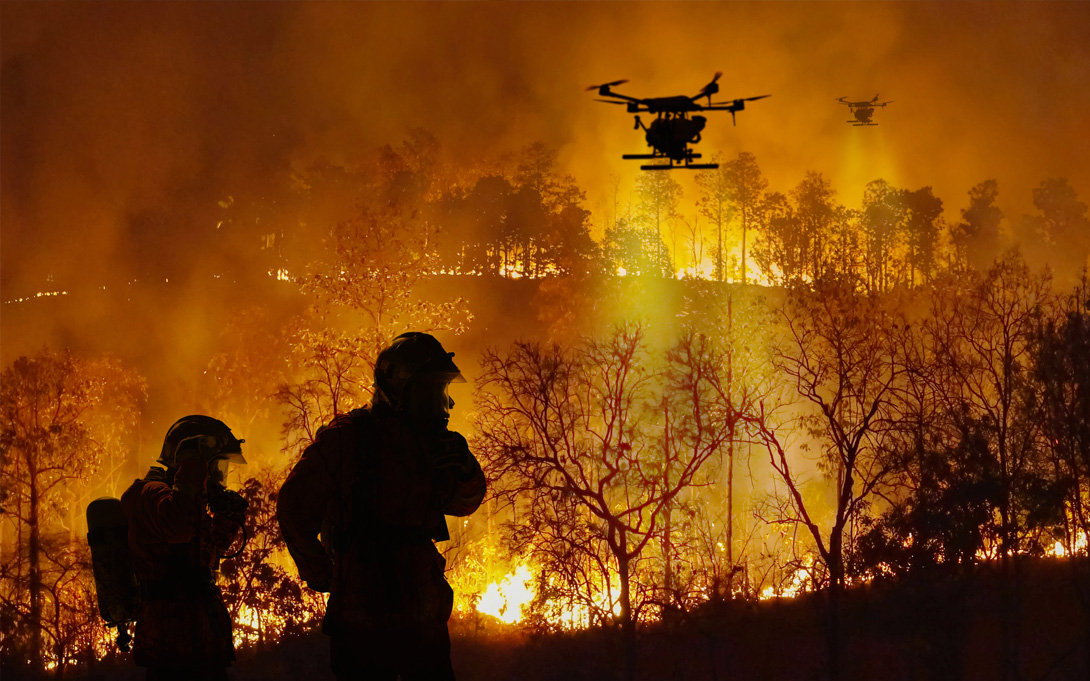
2 2 1090 681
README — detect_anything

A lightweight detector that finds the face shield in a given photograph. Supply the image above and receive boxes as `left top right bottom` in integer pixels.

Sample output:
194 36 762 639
207 458 232 491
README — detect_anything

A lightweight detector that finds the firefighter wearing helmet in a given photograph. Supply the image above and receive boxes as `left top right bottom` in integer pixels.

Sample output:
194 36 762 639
278 332 486 680
120 415 248 681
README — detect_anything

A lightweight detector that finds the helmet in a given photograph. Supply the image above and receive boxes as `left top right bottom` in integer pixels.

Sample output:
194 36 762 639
156 415 246 470
374 332 465 407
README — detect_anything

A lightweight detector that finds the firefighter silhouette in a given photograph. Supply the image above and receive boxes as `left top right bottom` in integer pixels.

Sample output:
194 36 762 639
278 332 486 681
120 415 248 681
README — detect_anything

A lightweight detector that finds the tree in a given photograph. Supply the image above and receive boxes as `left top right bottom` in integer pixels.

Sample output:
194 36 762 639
1030 276 1090 552
722 152 768 283
825 205 863 284
1029 276 1090 674
475 326 746 681
923 252 1060 681
695 155 732 282
602 218 673 278
925 252 1057 559
903 186 944 285
951 179 1003 272
860 179 907 293
755 280 907 681
636 170 683 273
1021 177 1090 281
752 191 801 286
793 172 838 283
1 350 145 674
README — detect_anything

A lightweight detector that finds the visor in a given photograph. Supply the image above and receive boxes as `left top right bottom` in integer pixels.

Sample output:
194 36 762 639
429 369 466 384
219 448 247 465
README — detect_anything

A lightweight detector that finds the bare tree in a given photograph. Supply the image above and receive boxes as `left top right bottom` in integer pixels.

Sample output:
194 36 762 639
923 252 1055 681
475 326 747 681
754 281 907 681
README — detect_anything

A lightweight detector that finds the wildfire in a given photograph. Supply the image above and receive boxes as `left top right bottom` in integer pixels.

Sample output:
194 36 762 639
1047 533 1089 558
475 564 535 624
758 558 815 600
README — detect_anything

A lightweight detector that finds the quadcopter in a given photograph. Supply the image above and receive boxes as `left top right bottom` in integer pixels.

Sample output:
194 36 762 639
588 73 770 170
836 95 893 126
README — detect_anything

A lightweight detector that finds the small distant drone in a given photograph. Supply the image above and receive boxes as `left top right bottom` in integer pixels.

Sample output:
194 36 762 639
588 73 770 170
837 95 892 126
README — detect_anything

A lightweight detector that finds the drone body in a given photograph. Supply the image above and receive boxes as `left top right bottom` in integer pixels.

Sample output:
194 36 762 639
588 74 769 170
837 95 893 126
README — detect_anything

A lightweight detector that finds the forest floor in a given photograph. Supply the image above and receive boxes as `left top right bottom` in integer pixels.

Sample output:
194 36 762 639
18 556 1090 681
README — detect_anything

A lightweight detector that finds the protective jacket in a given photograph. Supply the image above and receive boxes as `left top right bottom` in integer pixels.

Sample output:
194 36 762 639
277 401 486 637
120 460 239 668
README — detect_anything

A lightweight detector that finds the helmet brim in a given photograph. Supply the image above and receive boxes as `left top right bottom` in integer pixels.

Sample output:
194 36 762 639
219 450 247 465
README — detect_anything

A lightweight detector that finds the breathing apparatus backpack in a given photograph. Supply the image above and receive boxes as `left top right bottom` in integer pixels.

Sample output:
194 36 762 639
86 496 138 651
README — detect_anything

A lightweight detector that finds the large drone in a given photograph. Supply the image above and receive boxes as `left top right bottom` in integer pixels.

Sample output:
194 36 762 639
836 95 892 126
588 73 770 170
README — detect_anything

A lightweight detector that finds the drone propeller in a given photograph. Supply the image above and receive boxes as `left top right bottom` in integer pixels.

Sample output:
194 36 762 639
708 94 772 107
586 79 629 92
695 71 723 101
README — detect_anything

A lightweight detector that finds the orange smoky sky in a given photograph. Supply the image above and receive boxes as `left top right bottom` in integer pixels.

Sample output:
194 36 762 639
3 1 1089 300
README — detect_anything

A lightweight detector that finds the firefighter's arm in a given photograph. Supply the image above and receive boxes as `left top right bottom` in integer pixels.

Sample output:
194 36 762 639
276 433 338 592
138 458 206 544
432 431 487 517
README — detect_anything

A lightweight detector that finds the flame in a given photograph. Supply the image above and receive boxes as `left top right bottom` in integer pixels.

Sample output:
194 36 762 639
759 558 815 600
1047 533 1089 558
476 564 535 624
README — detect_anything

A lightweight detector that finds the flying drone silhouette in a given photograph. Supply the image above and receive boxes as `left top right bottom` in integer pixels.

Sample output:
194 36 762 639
836 95 893 126
588 73 770 170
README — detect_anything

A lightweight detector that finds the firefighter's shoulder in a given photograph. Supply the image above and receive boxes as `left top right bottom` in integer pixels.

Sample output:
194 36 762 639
311 407 372 448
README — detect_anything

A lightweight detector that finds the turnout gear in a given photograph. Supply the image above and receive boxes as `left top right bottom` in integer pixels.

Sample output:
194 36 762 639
278 334 485 680
121 416 246 677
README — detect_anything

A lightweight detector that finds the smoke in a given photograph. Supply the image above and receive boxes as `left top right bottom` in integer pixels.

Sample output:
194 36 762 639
4 2 1089 293
3 1 1089 457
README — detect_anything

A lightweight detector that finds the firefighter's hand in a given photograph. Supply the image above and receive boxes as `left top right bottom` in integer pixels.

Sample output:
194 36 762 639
431 432 474 476
211 512 244 554
304 566 333 593
208 487 248 518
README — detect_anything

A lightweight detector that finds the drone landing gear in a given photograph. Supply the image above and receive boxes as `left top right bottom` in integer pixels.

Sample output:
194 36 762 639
642 163 719 171
624 152 717 171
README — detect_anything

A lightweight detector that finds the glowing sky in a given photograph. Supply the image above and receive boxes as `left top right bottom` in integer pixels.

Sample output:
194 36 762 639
3 1 1089 297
